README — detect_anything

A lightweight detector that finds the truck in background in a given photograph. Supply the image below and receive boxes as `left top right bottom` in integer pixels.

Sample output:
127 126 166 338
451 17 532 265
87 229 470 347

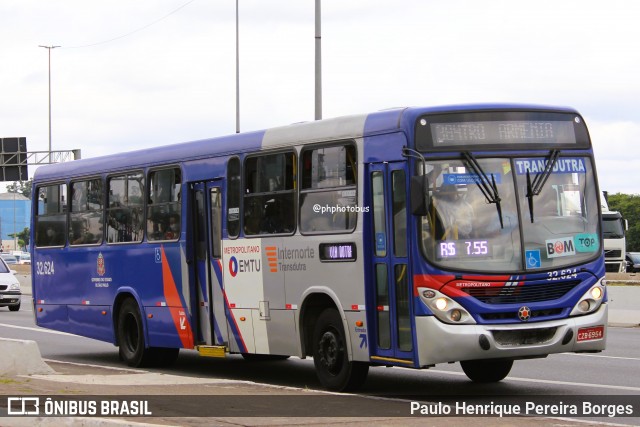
601 191 628 273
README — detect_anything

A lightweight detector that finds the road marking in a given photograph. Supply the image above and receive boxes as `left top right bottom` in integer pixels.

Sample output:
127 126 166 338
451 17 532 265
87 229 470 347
561 353 640 362
426 369 640 392
0 322 77 336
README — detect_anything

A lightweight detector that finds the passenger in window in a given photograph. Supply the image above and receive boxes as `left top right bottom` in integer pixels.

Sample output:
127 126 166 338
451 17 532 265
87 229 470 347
46 226 60 246
432 185 474 239
165 214 180 239
260 200 280 234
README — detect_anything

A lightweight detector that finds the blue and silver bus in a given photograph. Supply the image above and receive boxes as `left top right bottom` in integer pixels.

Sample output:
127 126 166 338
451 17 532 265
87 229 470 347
32 104 606 391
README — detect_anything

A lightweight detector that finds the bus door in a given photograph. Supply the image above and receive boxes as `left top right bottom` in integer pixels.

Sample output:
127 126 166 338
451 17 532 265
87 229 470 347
192 181 227 347
368 162 414 363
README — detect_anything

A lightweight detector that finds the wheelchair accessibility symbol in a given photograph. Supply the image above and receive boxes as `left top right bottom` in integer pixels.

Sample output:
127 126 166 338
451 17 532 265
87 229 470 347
525 250 541 269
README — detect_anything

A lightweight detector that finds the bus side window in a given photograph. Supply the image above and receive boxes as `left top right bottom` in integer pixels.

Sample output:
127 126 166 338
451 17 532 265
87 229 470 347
70 178 104 245
243 152 296 236
299 143 357 234
147 168 181 241
226 157 241 238
107 172 144 243
35 183 68 247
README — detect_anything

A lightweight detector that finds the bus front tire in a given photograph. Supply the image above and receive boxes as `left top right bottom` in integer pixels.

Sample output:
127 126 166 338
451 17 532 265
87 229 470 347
460 359 513 383
117 298 179 367
312 308 368 392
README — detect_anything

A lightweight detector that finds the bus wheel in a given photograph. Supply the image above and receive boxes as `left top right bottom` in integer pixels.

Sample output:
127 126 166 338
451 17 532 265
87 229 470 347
461 359 513 383
312 308 369 392
117 298 154 367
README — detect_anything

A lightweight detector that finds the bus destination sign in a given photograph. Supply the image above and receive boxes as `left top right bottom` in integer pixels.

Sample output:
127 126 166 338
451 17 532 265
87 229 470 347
415 111 590 151
432 120 576 147
319 242 357 262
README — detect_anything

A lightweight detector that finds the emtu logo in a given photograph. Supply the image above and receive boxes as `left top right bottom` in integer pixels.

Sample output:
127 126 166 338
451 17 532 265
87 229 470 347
229 256 239 277
266 246 278 272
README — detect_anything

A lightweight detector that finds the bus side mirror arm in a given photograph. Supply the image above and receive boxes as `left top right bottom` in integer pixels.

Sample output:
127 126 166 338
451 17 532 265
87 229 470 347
402 147 430 216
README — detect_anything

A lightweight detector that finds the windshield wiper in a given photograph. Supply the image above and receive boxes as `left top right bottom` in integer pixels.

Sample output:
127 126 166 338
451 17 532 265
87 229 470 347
526 149 560 223
462 152 504 229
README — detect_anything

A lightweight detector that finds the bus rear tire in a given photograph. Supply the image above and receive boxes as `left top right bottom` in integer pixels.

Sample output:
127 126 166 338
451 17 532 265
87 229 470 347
312 308 369 392
118 298 152 367
117 298 181 367
461 359 513 383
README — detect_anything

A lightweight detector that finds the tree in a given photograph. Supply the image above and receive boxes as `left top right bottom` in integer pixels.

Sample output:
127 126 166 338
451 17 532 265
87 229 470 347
8 227 30 251
6 179 33 199
607 193 640 252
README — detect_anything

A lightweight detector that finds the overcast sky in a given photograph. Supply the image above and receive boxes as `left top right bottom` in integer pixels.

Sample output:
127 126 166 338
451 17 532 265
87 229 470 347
1 0 639 194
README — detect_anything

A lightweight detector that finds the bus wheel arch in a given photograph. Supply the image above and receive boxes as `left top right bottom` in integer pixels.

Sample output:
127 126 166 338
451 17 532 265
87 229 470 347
114 294 179 368
299 292 340 357
116 296 152 367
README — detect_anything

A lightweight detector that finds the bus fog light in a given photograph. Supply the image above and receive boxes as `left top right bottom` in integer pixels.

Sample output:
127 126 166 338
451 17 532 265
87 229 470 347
450 309 462 322
578 300 590 312
435 298 448 311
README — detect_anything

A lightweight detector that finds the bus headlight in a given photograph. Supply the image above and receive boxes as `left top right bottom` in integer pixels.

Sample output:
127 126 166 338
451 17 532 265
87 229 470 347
418 287 476 325
570 280 605 316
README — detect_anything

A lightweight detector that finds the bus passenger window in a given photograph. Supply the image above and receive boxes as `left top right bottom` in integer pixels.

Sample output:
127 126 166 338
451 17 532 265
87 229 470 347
226 157 241 238
35 183 67 247
147 168 181 241
299 143 357 234
243 152 296 236
107 172 144 243
70 179 103 245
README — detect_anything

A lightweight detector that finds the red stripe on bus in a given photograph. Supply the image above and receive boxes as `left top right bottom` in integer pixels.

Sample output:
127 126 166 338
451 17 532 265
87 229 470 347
161 246 194 349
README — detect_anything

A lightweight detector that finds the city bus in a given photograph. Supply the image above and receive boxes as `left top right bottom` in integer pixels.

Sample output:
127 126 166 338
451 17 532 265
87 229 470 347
31 104 607 391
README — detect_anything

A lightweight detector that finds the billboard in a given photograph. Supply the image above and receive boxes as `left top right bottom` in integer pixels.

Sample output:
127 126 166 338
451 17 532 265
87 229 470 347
0 137 28 181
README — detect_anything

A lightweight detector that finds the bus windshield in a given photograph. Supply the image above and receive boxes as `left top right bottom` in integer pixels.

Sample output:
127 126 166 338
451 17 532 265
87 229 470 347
602 216 624 239
419 156 600 272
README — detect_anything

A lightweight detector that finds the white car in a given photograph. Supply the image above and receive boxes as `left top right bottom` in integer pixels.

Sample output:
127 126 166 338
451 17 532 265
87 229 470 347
0 257 21 311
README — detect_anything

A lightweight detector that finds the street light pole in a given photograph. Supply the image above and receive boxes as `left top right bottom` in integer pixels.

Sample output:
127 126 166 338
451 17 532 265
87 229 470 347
315 0 322 120
235 0 240 133
39 45 60 159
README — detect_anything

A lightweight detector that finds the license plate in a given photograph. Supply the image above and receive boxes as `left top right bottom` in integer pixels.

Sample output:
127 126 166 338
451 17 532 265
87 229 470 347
577 325 604 342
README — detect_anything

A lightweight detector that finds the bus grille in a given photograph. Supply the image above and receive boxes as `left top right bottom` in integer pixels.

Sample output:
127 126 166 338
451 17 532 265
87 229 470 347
491 327 557 346
480 308 563 321
461 281 579 304
604 250 622 259
605 263 621 272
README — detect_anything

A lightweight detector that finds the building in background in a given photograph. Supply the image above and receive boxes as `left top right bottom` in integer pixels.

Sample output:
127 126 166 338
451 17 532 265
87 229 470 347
0 192 31 251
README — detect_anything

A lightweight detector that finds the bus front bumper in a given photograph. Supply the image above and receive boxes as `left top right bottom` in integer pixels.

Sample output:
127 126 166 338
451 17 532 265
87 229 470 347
415 304 607 367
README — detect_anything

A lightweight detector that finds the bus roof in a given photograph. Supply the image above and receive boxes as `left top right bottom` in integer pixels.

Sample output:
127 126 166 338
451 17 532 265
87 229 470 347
33 103 580 183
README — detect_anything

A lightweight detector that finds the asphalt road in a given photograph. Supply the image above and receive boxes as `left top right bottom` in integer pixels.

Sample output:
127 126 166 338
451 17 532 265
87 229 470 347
1 293 639 425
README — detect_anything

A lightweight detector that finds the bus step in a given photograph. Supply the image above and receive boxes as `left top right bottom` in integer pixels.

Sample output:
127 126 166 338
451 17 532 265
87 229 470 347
196 345 227 358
